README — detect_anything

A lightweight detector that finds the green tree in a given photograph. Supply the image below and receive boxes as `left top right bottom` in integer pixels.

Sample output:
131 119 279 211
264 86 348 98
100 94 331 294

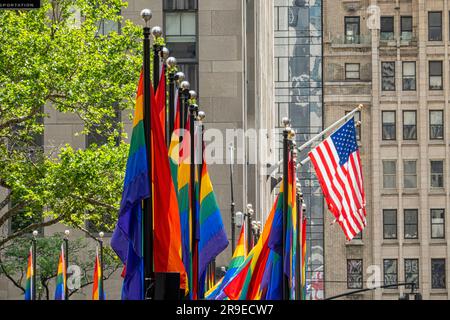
0 0 143 248
0 234 122 300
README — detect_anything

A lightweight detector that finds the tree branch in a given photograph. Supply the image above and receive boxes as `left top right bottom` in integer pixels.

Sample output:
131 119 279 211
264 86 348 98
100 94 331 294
0 256 25 293
0 192 12 212
0 201 28 229
0 216 64 248
0 107 42 131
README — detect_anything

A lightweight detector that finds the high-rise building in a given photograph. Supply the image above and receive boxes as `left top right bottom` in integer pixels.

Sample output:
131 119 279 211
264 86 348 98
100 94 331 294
324 0 450 300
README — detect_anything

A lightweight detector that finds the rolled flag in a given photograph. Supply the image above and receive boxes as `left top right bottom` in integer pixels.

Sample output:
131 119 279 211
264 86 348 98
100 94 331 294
92 247 105 300
54 244 66 300
24 246 33 301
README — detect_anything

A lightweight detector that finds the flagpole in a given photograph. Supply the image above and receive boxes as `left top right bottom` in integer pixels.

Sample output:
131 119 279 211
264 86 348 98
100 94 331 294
141 9 154 300
98 232 104 300
229 143 236 253
198 110 206 299
32 230 38 300
246 204 254 252
298 104 363 153
63 229 69 300
189 98 198 299
152 27 162 91
167 57 177 146
179 81 190 132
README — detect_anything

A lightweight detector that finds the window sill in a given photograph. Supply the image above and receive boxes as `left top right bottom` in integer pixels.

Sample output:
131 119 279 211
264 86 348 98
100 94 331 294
403 239 420 246
401 141 419 146
381 190 399 196
346 240 364 246
382 240 399 246
429 189 446 195
430 239 447 246
430 289 447 294
402 190 419 196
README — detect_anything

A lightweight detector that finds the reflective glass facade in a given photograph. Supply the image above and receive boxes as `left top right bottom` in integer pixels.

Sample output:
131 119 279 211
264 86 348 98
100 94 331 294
274 0 324 300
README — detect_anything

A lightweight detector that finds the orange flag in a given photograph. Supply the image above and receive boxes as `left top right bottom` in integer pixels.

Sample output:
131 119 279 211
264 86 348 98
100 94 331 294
151 84 187 290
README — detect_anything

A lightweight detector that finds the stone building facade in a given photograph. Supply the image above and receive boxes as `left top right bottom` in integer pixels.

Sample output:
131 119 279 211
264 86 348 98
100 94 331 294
324 0 450 300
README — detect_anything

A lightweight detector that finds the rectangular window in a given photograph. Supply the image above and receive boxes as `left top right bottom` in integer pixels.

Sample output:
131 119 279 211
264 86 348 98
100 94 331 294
402 61 416 91
164 2 198 92
383 160 397 189
431 209 445 239
403 111 417 140
345 63 360 80
404 209 418 239
347 259 363 289
430 110 444 140
431 259 446 289
383 209 398 240
429 12 442 41
404 160 417 189
431 160 444 188
405 259 419 289
380 16 395 40
345 17 360 44
383 259 398 288
401 16 413 41
429 61 443 90
382 111 396 140
382 62 396 91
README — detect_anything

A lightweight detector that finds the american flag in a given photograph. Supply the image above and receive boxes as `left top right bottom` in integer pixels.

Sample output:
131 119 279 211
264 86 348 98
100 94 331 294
309 118 366 240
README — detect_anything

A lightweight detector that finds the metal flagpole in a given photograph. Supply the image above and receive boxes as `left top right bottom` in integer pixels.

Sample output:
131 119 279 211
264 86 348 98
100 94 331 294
167 57 177 146
292 147 301 301
229 143 236 253
189 98 199 299
152 27 162 91
32 230 38 300
63 229 70 300
141 9 154 300
298 104 363 152
246 204 254 252
98 232 105 300
179 81 190 132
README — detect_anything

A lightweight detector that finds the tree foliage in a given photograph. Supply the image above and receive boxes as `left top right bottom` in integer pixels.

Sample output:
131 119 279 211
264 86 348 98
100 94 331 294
0 0 143 249
0 234 122 300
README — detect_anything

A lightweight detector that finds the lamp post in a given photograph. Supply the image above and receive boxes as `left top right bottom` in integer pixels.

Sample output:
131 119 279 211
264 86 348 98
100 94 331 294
64 229 70 300
167 56 177 145
141 8 154 300
179 81 190 131
151 26 162 91
189 95 198 298
282 117 292 300
32 230 38 300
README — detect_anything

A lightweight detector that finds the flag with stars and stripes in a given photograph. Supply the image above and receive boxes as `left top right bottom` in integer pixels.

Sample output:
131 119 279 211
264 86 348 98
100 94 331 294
308 118 366 241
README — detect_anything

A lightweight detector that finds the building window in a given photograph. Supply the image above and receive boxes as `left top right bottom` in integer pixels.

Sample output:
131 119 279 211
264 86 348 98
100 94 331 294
383 160 397 189
383 209 397 240
164 1 198 92
404 160 417 189
405 259 419 289
429 61 443 90
346 110 361 141
431 160 444 188
404 209 418 240
380 16 394 40
382 111 396 140
345 17 360 44
402 62 416 91
381 62 396 91
347 259 363 289
430 110 444 140
345 63 360 80
401 16 413 41
431 209 445 239
403 111 417 140
428 12 442 41
383 259 398 288
431 259 446 289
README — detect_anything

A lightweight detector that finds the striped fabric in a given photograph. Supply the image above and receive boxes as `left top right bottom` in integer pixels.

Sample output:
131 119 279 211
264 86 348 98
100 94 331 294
301 216 307 300
111 72 149 300
54 244 66 300
92 247 105 300
24 246 33 301
308 118 366 241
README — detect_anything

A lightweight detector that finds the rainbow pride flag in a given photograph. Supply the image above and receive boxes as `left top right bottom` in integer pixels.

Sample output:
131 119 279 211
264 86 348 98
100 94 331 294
111 72 149 300
301 216 307 300
206 225 247 300
24 246 33 300
54 244 66 300
92 247 105 300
